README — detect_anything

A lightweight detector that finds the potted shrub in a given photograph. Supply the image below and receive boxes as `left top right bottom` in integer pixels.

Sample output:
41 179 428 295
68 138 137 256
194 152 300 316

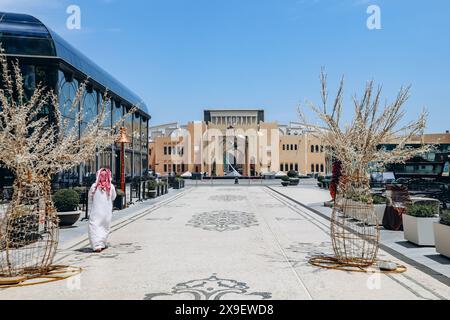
366 194 386 225
433 210 450 258
403 201 440 246
53 189 81 226
173 178 181 189
156 182 161 196
350 193 371 221
147 180 157 198
341 191 360 219
114 189 126 210
322 176 332 189
317 175 325 188
287 170 300 186
157 182 166 195
159 182 165 195
281 175 290 187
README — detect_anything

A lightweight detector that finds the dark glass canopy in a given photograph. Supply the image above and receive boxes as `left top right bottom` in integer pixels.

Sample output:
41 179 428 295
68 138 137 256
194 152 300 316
0 12 149 116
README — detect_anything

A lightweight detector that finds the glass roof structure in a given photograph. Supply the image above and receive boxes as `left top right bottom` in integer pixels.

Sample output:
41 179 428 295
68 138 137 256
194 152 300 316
0 12 149 115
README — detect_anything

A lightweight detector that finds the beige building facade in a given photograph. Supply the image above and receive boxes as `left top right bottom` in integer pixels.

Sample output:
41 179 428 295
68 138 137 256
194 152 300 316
149 110 330 177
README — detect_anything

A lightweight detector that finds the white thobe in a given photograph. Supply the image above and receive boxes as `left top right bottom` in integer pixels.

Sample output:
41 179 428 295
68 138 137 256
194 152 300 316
88 184 117 250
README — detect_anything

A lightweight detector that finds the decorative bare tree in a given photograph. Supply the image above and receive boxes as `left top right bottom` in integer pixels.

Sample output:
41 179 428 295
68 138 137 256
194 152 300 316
303 70 431 269
0 46 134 280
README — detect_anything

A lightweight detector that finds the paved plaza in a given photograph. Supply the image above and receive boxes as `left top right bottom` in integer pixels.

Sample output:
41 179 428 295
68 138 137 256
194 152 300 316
1 184 449 300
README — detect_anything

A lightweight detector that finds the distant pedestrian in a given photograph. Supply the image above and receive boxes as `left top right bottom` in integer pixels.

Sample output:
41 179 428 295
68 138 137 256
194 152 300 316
88 168 117 253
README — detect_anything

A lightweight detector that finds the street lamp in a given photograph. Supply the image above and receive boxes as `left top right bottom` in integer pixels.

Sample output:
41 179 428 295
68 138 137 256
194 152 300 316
116 127 130 207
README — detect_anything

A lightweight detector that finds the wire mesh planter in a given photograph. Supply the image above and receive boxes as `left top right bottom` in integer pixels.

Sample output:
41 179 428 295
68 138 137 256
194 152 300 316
0 180 59 281
329 176 380 267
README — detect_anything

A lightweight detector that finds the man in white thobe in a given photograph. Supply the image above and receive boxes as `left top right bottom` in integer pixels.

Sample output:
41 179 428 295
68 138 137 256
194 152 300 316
88 168 117 252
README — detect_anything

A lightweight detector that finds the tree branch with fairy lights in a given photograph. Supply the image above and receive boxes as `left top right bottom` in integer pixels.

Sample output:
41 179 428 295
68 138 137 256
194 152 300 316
301 69 432 270
0 44 135 281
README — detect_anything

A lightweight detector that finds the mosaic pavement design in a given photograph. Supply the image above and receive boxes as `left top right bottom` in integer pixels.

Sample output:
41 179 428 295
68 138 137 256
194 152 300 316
144 274 272 300
208 194 247 202
186 210 258 232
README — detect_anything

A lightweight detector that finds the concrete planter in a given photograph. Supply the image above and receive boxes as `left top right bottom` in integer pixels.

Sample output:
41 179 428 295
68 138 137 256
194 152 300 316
57 211 81 227
433 222 450 258
147 190 157 198
375 204 386 225
281 181 290 187
364 204 385 226
289 178 300 186
114 195 125 210
345 199 358 219
353 201 373 222
173 180 185 189
403 214 439 246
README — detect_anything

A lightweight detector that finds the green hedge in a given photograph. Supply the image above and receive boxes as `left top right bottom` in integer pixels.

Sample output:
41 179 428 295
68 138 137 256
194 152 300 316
53 189 80 212
372 194 386 205
407 203 439 218
147 180 157 190
440 210 450 226
287 170 299 178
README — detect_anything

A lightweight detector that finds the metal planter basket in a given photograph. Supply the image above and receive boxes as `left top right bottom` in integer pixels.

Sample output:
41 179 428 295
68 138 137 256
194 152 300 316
330 177 380 267
0 181 59 280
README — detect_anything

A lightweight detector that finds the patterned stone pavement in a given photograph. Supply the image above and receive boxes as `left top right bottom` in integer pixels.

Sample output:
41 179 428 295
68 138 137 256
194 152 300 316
1 186 449 300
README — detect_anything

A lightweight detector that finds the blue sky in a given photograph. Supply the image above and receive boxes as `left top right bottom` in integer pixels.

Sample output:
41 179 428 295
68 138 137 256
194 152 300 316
2 0 450 132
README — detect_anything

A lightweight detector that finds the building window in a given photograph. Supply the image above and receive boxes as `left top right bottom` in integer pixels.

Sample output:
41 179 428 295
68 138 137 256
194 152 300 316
311 145 314 153
173 164 176 172
320 145 324 153
125 151 132 177
316 164 319 172
290 144 293 151
282 144 285 151
164 164 167 172
285 164 289 171
294 163 298 171
295 144 298 151
141 118 148 153
280 164 284 171
320 164 324 172
315 145 319 153
164 146 167 155
290 163 294 171
134 153 141 176
168 146 172 155
311 164 315 172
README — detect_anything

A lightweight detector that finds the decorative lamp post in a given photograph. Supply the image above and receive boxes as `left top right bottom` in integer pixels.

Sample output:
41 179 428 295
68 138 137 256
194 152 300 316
116 127 130 207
